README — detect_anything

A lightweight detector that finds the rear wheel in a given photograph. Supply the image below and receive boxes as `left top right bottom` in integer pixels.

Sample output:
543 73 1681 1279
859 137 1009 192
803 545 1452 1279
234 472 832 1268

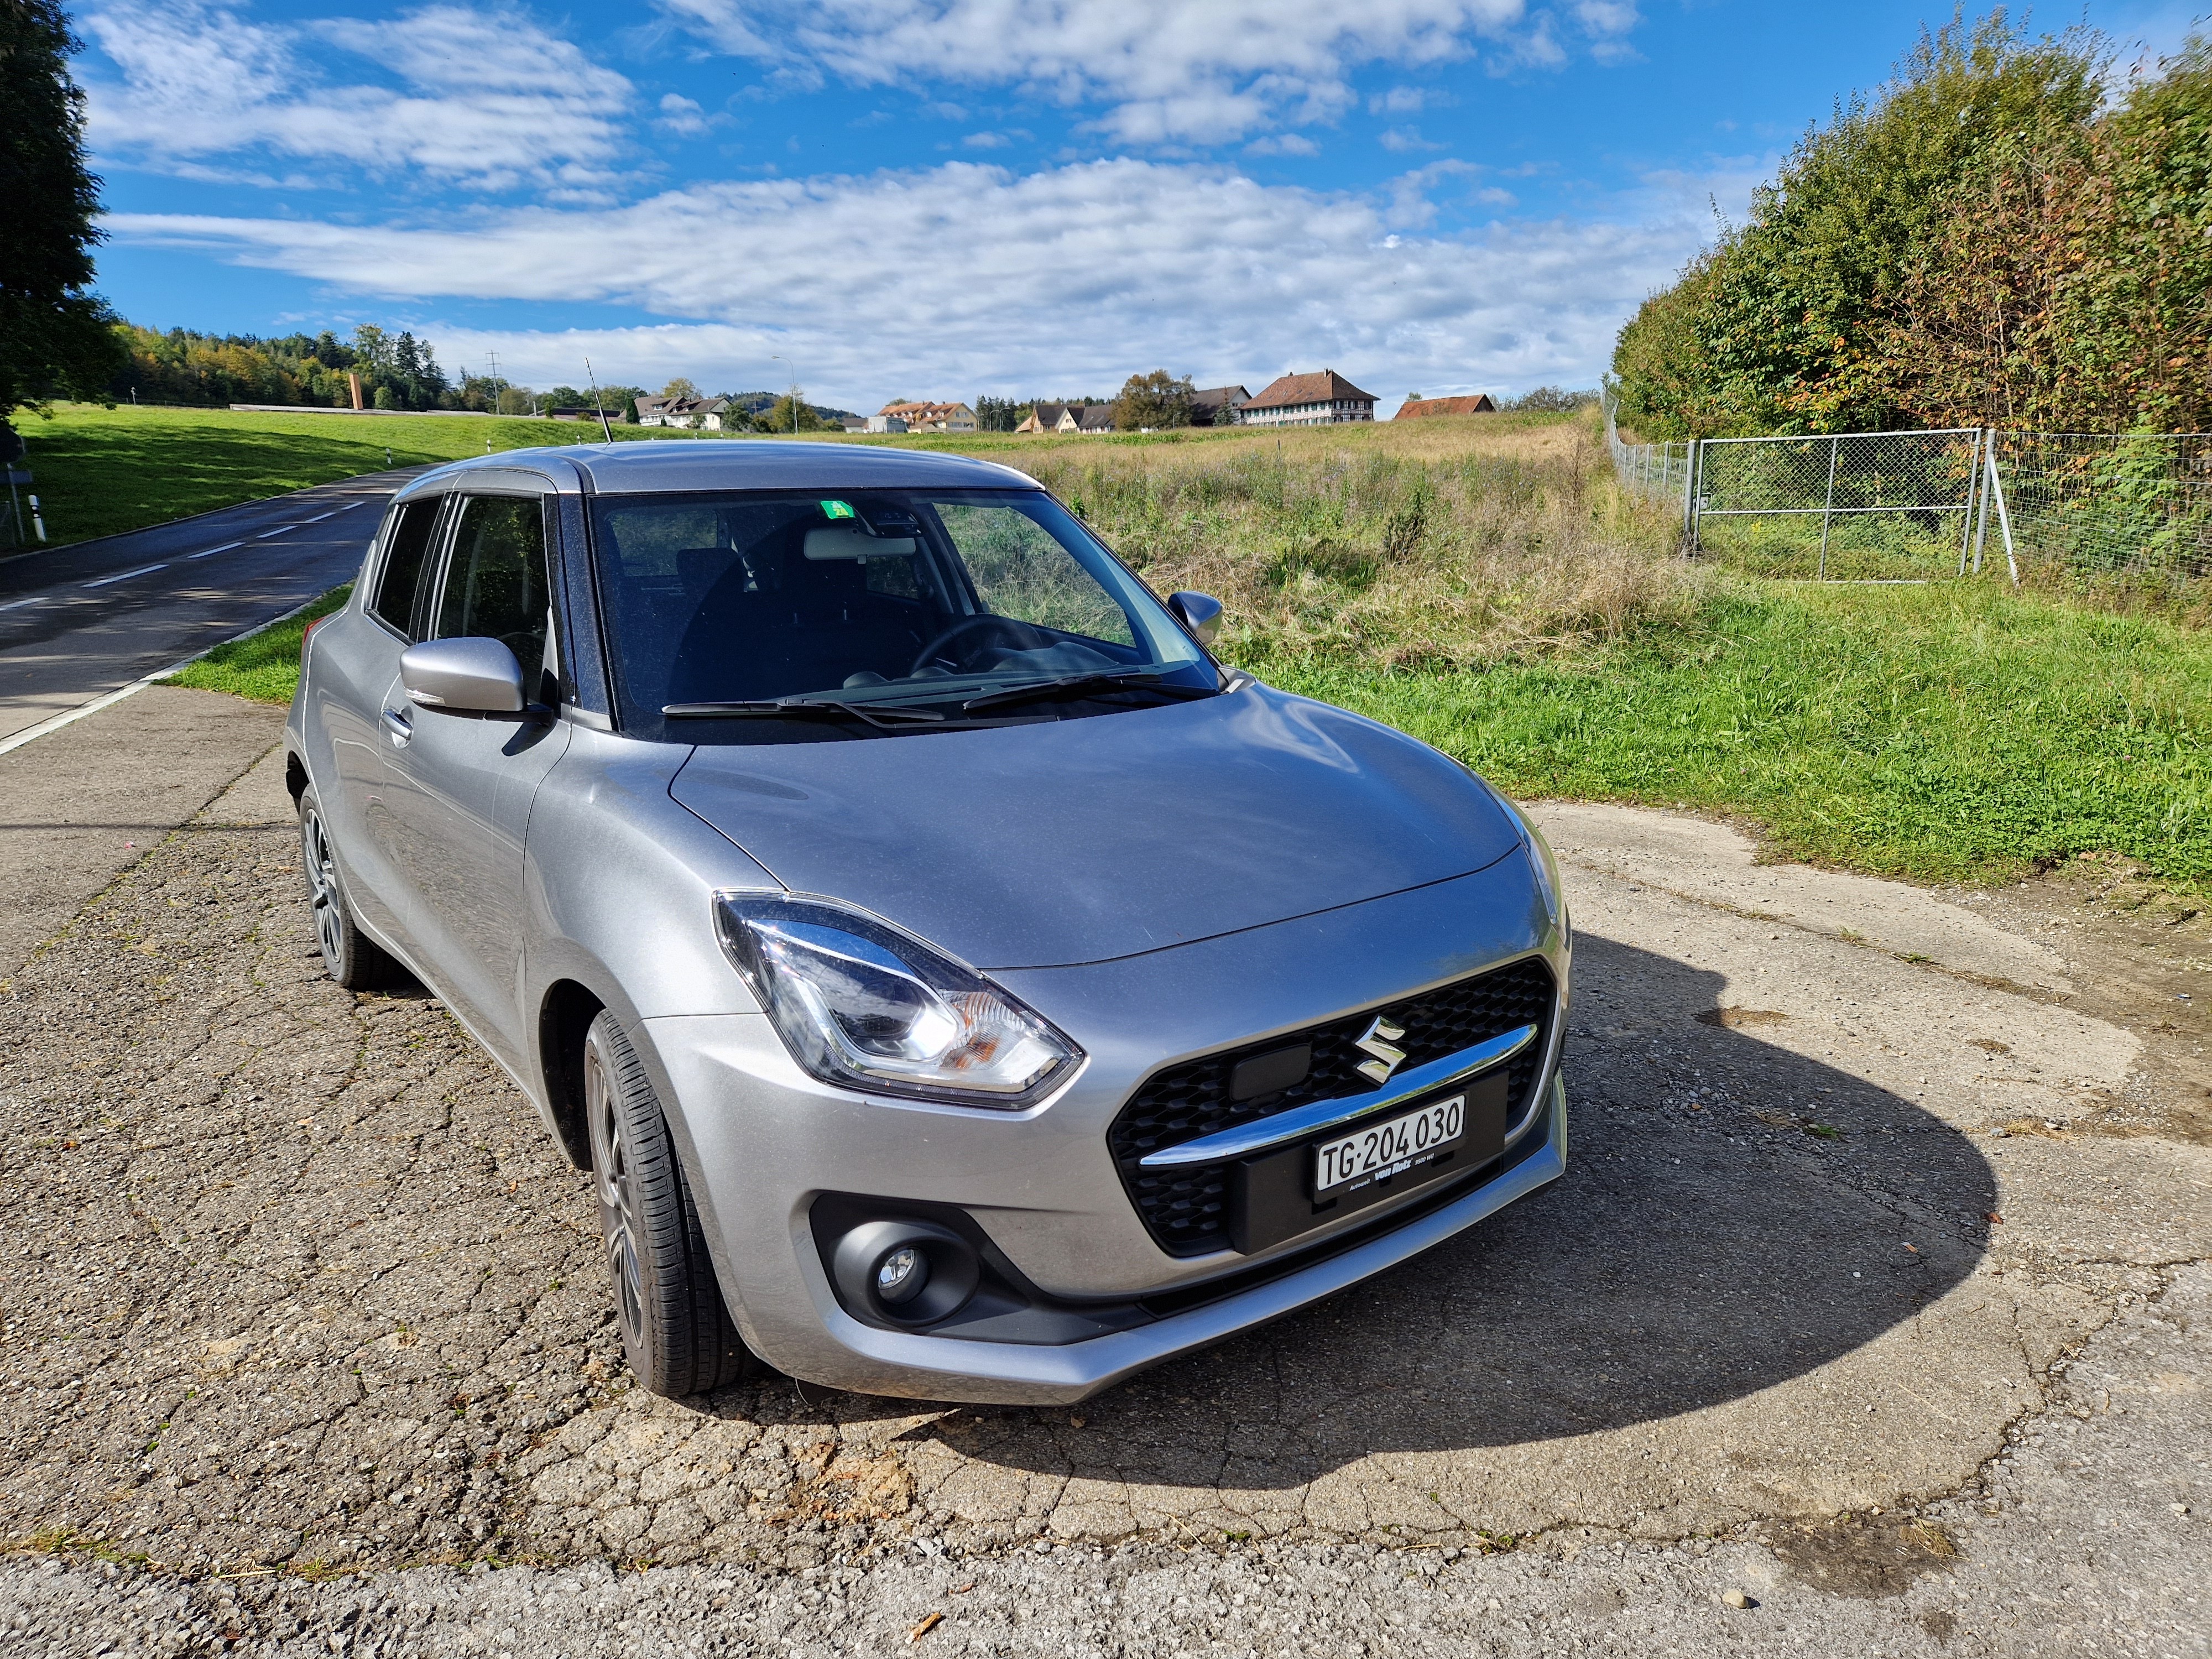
585 1010 754 1396
298 789 402 990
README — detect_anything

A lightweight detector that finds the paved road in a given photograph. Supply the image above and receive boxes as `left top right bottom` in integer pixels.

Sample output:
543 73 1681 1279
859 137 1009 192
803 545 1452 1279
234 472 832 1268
0 467 427 745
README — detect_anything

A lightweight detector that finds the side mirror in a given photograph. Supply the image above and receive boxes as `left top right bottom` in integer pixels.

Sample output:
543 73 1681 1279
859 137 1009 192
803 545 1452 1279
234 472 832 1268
400 637 525 714
1167 591 1223 646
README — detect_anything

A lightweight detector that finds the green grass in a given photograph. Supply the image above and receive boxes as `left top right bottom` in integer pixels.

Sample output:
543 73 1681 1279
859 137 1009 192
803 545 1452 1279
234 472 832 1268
1262 579 2212 891
9 403 703 547
169 586 351 703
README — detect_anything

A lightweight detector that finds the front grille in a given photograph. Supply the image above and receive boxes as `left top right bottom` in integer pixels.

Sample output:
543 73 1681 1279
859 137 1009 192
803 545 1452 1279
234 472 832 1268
1108 956 1557 1256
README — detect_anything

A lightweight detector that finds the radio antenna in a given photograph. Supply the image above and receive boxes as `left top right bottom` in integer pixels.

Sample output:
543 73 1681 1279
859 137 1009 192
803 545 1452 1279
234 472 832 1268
585 357 615 445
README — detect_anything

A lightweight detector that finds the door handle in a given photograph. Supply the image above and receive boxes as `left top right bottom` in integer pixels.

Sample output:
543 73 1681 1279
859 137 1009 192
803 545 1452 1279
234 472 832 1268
380 707 413 746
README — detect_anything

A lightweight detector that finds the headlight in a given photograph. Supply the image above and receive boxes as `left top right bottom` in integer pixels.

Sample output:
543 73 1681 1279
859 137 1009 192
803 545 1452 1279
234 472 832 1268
1521 821 1568 940
714 894 1079 1107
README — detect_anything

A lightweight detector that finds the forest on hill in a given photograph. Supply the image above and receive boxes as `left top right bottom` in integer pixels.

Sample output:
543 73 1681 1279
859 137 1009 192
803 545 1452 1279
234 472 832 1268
1611 19 2212 439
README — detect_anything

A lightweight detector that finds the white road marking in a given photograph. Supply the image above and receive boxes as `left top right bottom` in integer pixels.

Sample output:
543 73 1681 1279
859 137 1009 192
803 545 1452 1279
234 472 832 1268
255 524 300 539
0 590 333 759
300 510 340 524
187 540 244 560
0 596 46 612
82 564 168 588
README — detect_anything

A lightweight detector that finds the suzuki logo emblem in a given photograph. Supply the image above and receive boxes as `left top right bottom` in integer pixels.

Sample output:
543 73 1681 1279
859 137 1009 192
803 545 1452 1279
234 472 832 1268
1354 1016 1407 1086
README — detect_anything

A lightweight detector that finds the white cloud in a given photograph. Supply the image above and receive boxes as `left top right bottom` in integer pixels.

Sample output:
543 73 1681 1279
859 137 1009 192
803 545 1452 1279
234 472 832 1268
656 0 1637 144
1245 133 1322 158
106 154 1725 404
80 1 634 194
656 92 714 137
1379 126 1444 152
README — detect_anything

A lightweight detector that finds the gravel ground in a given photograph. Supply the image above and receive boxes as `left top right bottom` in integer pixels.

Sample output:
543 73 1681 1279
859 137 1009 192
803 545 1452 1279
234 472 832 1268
0 752 2204 1655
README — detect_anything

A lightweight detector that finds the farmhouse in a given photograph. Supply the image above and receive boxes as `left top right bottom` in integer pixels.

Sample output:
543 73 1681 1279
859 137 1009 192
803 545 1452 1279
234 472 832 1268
1395 393 1498 419
635 394 734 430
878 400 977 434
1239 371 1377 427
1015 403 1116 435
1191 385 1251 426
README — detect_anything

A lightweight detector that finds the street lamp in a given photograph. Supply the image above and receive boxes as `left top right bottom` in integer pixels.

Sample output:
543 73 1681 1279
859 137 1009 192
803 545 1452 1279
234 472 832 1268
771 354 799 436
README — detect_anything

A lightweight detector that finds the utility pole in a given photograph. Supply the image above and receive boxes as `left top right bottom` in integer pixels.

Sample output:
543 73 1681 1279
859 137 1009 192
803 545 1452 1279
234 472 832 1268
772 354 798 436
487 349 504 415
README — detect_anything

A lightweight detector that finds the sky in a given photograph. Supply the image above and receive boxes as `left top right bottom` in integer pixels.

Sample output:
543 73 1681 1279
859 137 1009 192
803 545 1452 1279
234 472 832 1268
76 0 2206 415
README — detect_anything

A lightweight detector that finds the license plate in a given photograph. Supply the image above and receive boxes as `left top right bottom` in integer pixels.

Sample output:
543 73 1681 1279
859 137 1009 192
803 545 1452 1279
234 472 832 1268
1313 1095 1465 1196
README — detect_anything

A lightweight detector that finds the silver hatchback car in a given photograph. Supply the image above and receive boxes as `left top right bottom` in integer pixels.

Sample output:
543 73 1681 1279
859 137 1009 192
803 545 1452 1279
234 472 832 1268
286 442 1570 1405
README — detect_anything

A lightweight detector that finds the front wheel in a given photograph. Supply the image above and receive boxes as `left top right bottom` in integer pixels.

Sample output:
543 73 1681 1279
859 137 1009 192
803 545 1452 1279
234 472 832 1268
585 1010 755 1397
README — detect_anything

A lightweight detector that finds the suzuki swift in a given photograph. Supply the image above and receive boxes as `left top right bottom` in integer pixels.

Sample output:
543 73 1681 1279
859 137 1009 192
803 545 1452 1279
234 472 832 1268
286 441 1571 1404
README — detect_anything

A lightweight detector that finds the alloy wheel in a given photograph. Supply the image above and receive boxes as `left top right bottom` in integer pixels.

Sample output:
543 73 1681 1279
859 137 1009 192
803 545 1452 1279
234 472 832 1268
586 1041 647 1357
300 805 347 969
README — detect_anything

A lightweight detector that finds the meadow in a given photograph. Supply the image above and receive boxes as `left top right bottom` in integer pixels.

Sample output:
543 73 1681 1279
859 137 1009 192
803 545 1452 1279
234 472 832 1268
104 401 2208 895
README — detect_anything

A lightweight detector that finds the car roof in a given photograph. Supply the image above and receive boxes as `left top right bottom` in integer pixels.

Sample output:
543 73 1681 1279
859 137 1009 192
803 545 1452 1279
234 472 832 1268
393 439 1040 500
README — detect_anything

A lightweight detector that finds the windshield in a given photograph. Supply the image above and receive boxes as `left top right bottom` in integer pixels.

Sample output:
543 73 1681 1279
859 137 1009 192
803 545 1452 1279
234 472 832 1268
589 488 1216 741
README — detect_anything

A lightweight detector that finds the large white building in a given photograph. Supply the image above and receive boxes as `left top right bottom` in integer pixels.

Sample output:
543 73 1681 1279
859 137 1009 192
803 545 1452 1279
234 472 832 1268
1238 370 1378 427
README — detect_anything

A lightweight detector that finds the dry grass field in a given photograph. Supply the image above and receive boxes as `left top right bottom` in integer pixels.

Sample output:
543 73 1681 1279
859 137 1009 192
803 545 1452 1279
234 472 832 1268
988 414 1704 667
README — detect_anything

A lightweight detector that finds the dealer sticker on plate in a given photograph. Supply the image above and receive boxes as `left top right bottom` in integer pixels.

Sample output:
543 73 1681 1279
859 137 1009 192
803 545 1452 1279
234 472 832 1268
1313 1094 1465 1196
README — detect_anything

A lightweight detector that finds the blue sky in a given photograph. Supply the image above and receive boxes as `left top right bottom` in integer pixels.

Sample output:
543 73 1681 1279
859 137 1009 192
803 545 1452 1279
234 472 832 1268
79 0 2204 414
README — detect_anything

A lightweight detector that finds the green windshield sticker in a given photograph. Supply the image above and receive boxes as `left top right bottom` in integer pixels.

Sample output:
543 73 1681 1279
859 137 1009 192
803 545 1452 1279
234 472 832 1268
820 499 856 520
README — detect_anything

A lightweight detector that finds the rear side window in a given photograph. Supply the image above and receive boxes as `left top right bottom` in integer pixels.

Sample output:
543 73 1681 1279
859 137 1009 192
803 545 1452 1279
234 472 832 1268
435 495 552 674
372 498 441 638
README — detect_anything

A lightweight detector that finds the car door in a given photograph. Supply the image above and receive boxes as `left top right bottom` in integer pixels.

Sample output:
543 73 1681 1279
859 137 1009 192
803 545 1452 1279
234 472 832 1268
312 492 445 950
376 488 573 1070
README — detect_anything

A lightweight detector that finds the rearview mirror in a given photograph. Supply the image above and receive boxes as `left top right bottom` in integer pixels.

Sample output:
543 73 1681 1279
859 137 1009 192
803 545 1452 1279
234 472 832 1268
804 525 918 560
400 637 525 714
1167 591 1223 645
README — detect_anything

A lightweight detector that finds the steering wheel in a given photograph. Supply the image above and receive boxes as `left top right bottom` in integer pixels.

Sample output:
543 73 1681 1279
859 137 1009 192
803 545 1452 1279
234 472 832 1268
908 614 1048 676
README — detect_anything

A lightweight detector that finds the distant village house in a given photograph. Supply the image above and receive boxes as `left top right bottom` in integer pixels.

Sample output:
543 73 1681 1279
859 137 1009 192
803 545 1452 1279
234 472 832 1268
635 393 734 430
1190 385 1251 426
878 400 977 434
1238 371 1378 427
1014 402 1115 435
1394 394 1498 420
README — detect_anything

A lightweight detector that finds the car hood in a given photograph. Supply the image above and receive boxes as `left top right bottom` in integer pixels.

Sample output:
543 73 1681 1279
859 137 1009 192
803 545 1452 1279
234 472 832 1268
669 684 1524 969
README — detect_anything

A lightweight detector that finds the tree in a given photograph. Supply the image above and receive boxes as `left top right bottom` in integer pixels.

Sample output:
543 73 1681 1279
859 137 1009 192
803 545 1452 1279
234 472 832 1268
974 395 1024 431
1610 16 2112 434
660 376 702 401
1 0 125 422
1112 370 1194 431
760 392 822 433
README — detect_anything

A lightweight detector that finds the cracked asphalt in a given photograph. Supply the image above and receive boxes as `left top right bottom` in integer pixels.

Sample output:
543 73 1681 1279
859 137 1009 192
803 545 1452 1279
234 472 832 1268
0 690 2205 1655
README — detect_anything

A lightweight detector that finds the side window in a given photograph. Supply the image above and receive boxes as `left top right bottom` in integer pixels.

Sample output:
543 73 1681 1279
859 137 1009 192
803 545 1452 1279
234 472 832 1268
435 495 552 674
372 498 441 639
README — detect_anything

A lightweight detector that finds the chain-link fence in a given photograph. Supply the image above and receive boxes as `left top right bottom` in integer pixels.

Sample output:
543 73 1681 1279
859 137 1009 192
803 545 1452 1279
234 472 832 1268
1993 431 2212 581
1601 389 2212 585
1693 427 1984 580
1604 398 1694 511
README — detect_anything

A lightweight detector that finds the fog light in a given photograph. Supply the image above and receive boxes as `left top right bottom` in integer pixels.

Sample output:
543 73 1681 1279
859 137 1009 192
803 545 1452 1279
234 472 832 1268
830 1218 980 1327
876 1245 926 1303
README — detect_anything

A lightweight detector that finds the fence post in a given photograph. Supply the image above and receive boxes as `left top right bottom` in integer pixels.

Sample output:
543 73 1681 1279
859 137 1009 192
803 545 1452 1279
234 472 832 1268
1817 435 1840 580
1682 440 1699 551
1986 442 2020 586
1970 427 1992 575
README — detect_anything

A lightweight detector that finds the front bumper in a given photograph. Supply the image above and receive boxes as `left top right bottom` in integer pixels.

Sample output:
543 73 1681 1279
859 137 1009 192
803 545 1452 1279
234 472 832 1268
782 1072 1564 1404
646 858 1568 1403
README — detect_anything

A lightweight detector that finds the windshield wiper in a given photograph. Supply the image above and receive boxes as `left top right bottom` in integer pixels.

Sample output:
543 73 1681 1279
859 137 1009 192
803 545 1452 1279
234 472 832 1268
959 670 1215 714
662 696 947 728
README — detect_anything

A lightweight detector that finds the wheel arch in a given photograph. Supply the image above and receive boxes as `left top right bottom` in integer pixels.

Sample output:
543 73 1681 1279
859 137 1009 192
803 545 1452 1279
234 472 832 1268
538 978 607 1170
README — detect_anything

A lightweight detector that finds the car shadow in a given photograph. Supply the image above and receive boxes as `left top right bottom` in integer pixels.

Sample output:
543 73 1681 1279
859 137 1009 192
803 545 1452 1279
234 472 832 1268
766 932 2000 1489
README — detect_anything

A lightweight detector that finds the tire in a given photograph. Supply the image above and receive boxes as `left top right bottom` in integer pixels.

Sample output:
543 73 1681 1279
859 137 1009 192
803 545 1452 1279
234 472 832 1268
584 1010 755 1397
299 787 403 991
